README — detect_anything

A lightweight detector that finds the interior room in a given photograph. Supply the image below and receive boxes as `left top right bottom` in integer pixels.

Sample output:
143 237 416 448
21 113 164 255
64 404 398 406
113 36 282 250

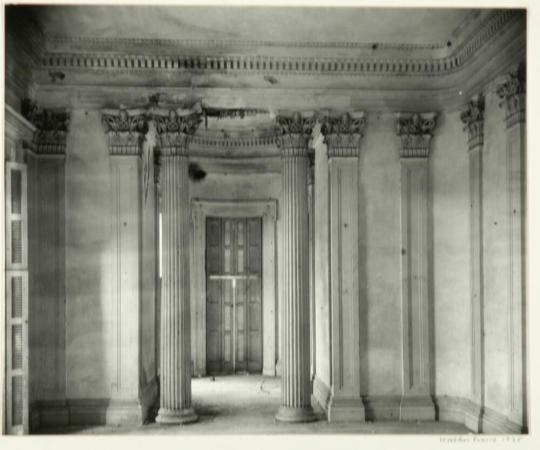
2 4 527 436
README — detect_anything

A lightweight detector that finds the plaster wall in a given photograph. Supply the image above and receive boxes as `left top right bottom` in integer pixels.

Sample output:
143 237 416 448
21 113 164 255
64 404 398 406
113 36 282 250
358 113 402 396
482 87 512 415
65 110 115 398
28 155 66 403
431 110 471 399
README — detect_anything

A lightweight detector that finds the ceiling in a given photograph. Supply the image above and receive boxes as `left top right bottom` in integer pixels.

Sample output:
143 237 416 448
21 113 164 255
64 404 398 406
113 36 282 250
28 5 475 47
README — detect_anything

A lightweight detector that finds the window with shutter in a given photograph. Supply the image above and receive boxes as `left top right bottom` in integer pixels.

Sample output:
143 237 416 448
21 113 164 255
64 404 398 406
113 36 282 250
4 162 29 435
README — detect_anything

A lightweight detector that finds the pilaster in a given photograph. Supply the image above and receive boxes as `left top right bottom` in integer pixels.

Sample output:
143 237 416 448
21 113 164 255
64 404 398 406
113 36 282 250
153 107 201 424
496 63 526 429
274 112 316 423
395 112 437 420
460 94 485 432
322 112 366 422
101 107 149 422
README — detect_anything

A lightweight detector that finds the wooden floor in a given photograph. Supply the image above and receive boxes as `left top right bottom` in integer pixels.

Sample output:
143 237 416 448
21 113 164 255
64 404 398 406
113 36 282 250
39 375 471 435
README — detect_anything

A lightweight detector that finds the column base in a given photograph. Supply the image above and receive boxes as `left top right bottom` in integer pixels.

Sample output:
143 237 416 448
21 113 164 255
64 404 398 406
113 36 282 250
328 396 365 423
275 406 317 423
400 396 436 421
156 407 198 425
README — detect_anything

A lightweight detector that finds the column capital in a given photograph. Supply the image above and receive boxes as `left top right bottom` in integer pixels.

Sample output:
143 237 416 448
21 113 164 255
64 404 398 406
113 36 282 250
460 94 485 151
21 99 70 155
102 106 148 156
395 112 437 159
321 111 365 158
496 63 525 128
274 112 316 154
152 106 203 156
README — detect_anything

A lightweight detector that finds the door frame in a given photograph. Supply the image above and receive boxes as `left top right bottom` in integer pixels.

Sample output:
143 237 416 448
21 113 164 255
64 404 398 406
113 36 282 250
190 198 278 377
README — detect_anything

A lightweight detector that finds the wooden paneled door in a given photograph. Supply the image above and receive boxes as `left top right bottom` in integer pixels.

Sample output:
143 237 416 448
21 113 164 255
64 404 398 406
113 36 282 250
206 217 263 375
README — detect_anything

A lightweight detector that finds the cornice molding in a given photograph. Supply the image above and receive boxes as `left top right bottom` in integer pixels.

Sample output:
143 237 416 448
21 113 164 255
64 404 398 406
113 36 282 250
460 94 484 150
496 63 525 128
101 107 148 155
38 11 521 80
21 100 70 155
321 111 365 157
275 112 316 153
395 112 437 158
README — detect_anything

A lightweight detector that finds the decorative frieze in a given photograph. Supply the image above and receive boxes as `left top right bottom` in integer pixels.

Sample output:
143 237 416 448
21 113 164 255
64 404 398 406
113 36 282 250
395 112 437 158
460 94 485 150
21 100 70 155
496 64 525 128
321 112 365 157
274 112 316 151
101 107 148 155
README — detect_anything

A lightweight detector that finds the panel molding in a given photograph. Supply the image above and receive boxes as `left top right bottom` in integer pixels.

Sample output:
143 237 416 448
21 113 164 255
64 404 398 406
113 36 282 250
191 198 278 377
110 157 141 399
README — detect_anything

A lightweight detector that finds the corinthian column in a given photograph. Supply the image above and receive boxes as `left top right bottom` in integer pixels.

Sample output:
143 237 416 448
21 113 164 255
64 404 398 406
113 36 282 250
395 112 437 421
496 63 526 430
460 95 485 431
153 107 201 424
322 112 365 422
275 112 316 423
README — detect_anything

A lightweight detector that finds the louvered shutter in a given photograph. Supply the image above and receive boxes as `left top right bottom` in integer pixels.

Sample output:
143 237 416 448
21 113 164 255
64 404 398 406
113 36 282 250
5 162 29 435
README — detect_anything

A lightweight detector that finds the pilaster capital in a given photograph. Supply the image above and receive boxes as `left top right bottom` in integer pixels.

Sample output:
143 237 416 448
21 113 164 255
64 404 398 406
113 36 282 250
152 105 203 156
460 94 485 151
321 111 365 158
496 63 525 127
101 106 148 156
21 99 70 155
274 112 316 154
395 112 437 158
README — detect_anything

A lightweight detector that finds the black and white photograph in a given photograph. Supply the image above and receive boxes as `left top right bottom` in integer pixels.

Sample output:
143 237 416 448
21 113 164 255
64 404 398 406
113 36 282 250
1 0 535 446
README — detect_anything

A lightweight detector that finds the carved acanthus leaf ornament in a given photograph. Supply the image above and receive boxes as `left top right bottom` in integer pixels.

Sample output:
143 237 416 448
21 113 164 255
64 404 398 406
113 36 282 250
395 112 437 158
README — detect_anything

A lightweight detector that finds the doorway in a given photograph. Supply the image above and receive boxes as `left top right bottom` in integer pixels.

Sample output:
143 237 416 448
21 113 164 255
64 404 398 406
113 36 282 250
205 217 263 374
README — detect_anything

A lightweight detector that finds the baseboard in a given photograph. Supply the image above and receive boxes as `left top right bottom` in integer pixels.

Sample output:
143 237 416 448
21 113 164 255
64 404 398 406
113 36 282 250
328 395 365 423
435 396 482 432
482 405 523 434
311 375 331 418
435 396 525 434
363 396 402 421
140 377 158 423
32 397 147 430
31 400 70 430
68 398 143 426
400 395 436 421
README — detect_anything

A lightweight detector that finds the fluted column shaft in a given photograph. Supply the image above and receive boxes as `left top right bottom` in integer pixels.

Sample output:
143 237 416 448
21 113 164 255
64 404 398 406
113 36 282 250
307 158 316 385
276 147 316 423
156 153 197 424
